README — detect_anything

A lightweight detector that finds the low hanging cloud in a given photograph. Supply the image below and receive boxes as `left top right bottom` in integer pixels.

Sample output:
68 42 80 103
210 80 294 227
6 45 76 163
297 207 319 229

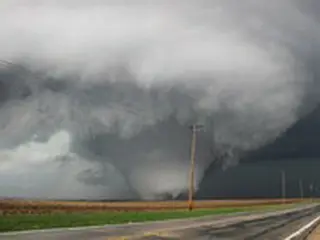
0 0 319 199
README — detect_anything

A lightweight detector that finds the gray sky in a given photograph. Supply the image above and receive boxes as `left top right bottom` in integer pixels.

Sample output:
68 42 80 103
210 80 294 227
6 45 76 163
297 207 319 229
0 0 320 199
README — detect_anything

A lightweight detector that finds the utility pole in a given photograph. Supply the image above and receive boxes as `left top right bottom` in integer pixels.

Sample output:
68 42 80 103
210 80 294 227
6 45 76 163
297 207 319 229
309 184 314 202
188 124 204 211
281 170 286 204
299 179 304 201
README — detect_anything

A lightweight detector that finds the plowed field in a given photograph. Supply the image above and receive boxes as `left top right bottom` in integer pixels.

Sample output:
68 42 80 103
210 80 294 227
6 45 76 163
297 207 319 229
0 198 303 215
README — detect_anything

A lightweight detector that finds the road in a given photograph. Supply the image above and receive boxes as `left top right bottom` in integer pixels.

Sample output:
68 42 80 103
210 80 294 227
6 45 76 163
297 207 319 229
1 204 320 240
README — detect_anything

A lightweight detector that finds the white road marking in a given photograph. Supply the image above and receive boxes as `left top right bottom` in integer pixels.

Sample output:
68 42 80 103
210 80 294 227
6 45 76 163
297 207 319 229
283 215 320 240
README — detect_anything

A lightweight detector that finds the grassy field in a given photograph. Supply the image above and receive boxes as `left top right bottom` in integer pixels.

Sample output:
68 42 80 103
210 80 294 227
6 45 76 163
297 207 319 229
0 200 306 232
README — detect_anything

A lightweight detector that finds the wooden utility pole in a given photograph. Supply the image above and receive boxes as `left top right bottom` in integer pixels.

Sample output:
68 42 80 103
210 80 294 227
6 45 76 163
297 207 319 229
310 184 314 202
281 170 286 204
188 124 204 211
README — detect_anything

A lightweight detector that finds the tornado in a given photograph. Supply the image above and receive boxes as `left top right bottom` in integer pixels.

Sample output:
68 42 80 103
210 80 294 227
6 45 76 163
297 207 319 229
0 0 319 200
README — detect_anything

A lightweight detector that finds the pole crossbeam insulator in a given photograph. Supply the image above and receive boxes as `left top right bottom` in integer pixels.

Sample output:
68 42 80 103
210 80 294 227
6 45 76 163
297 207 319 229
189 124 204 131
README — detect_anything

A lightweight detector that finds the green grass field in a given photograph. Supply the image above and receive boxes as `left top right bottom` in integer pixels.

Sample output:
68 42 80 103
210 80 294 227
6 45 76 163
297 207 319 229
0 203 301 232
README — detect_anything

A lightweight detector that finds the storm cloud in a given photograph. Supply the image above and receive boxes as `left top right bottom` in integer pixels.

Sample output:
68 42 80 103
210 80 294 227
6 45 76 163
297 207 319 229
0 0 319 199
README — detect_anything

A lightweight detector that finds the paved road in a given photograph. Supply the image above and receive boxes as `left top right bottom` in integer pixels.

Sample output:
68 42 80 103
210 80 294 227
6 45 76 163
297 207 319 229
148 205 320 240
1 204 319 240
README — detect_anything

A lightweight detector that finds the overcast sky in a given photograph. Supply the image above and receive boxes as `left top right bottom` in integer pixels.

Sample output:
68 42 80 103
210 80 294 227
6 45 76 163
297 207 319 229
0 0 320 199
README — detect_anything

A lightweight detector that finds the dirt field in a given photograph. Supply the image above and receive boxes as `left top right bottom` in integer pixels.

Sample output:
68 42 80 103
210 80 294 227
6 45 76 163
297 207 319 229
0 199 304 215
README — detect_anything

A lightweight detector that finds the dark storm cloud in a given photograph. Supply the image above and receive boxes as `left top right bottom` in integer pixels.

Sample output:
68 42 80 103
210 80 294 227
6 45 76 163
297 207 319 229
0 0 319 199
198 160 320 199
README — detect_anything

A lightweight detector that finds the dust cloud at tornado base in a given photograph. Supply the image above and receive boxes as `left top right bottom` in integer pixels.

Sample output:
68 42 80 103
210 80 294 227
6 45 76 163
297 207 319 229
0 0 320 199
